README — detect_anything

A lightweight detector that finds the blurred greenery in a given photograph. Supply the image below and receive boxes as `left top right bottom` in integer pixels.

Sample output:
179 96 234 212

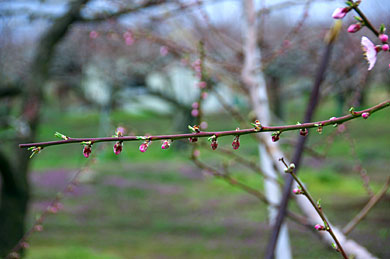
25 90 389 258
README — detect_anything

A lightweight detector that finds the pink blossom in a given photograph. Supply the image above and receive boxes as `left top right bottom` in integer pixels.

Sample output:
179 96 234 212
83 145 92 158
382 44 389 52
161 140 170 150
113 142 123 155
332 7 349 19
160 46 169 56
361 36 377 70
232 136 240 150
361 112 370 119
201 92 208 99
200 121 208 129
272 133 280 142
197 81 207 89
379 34 388 43
192 102 199 109
89 30 98 39
191 109 199 117
347 23 361 33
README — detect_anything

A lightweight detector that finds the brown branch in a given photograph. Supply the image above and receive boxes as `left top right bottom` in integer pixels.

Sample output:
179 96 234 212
19 99 390 149
342 177 390 235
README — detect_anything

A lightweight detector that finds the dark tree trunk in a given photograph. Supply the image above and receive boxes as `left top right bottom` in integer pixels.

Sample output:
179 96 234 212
0 0 88 256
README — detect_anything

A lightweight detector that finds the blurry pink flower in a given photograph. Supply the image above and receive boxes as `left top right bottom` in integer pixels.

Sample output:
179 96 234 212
361 36 377 70
347 23 361 33
382 44 389 52
379 34 388 43
191 109 199 117
160 46 169 56
192 102 199 109
332 7 349 19
200 121 208 130
161 140 170 150
89 30 98 39
83 145 92 158
125 36 134 46
193 149 200 157
361 112 370 119
201 92 208 99
113 141 123 155
139 143 149 152
34 225 43 232
197 81 207 89
21 242 29 249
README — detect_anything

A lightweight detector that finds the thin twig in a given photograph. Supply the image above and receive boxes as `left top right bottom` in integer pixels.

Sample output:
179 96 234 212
342 177 390 235
19 99 390 149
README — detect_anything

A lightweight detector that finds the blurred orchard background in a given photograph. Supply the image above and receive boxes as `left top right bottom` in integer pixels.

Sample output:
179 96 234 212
0 0 389 258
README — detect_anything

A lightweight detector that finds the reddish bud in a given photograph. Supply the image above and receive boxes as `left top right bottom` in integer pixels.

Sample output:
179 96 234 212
161 140 170 150
211 139 218 150
83 145 92 158
332 7 349 19
232 136 240 150
299 128 308 137
139 142 149 152
189 137 198 143
348 23 361 33
382 44 389 52
293 188 304 195
361 112 370 119
379 34 389 43
314 224 326 231
113 141 123 155
192 102 199 109
272 133 280 142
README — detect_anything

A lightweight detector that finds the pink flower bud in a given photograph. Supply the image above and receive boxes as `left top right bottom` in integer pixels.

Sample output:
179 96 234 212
315 224 325 231
300 128 308 137
232 136 240 150
89 30 98 39
348 23 361 33
139 142 149 152
21 242 29 249
34 225 43 232
211 139 218 150
293 188 304 195
161 140 170 150
272 133 280 142
113 141 123 155
379 34 388 43
192 102 199 109
382 44 389 52
160 46 169 56
191 109 199 117
189 137 198 143
197 81 207 89
361 112 370 119
332 7 349 19
83 145 92 158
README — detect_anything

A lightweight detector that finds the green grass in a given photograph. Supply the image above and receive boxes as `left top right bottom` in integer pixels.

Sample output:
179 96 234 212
23 93 390 258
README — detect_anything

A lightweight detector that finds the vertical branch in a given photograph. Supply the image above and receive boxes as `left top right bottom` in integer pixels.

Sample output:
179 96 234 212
265 22 339 259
